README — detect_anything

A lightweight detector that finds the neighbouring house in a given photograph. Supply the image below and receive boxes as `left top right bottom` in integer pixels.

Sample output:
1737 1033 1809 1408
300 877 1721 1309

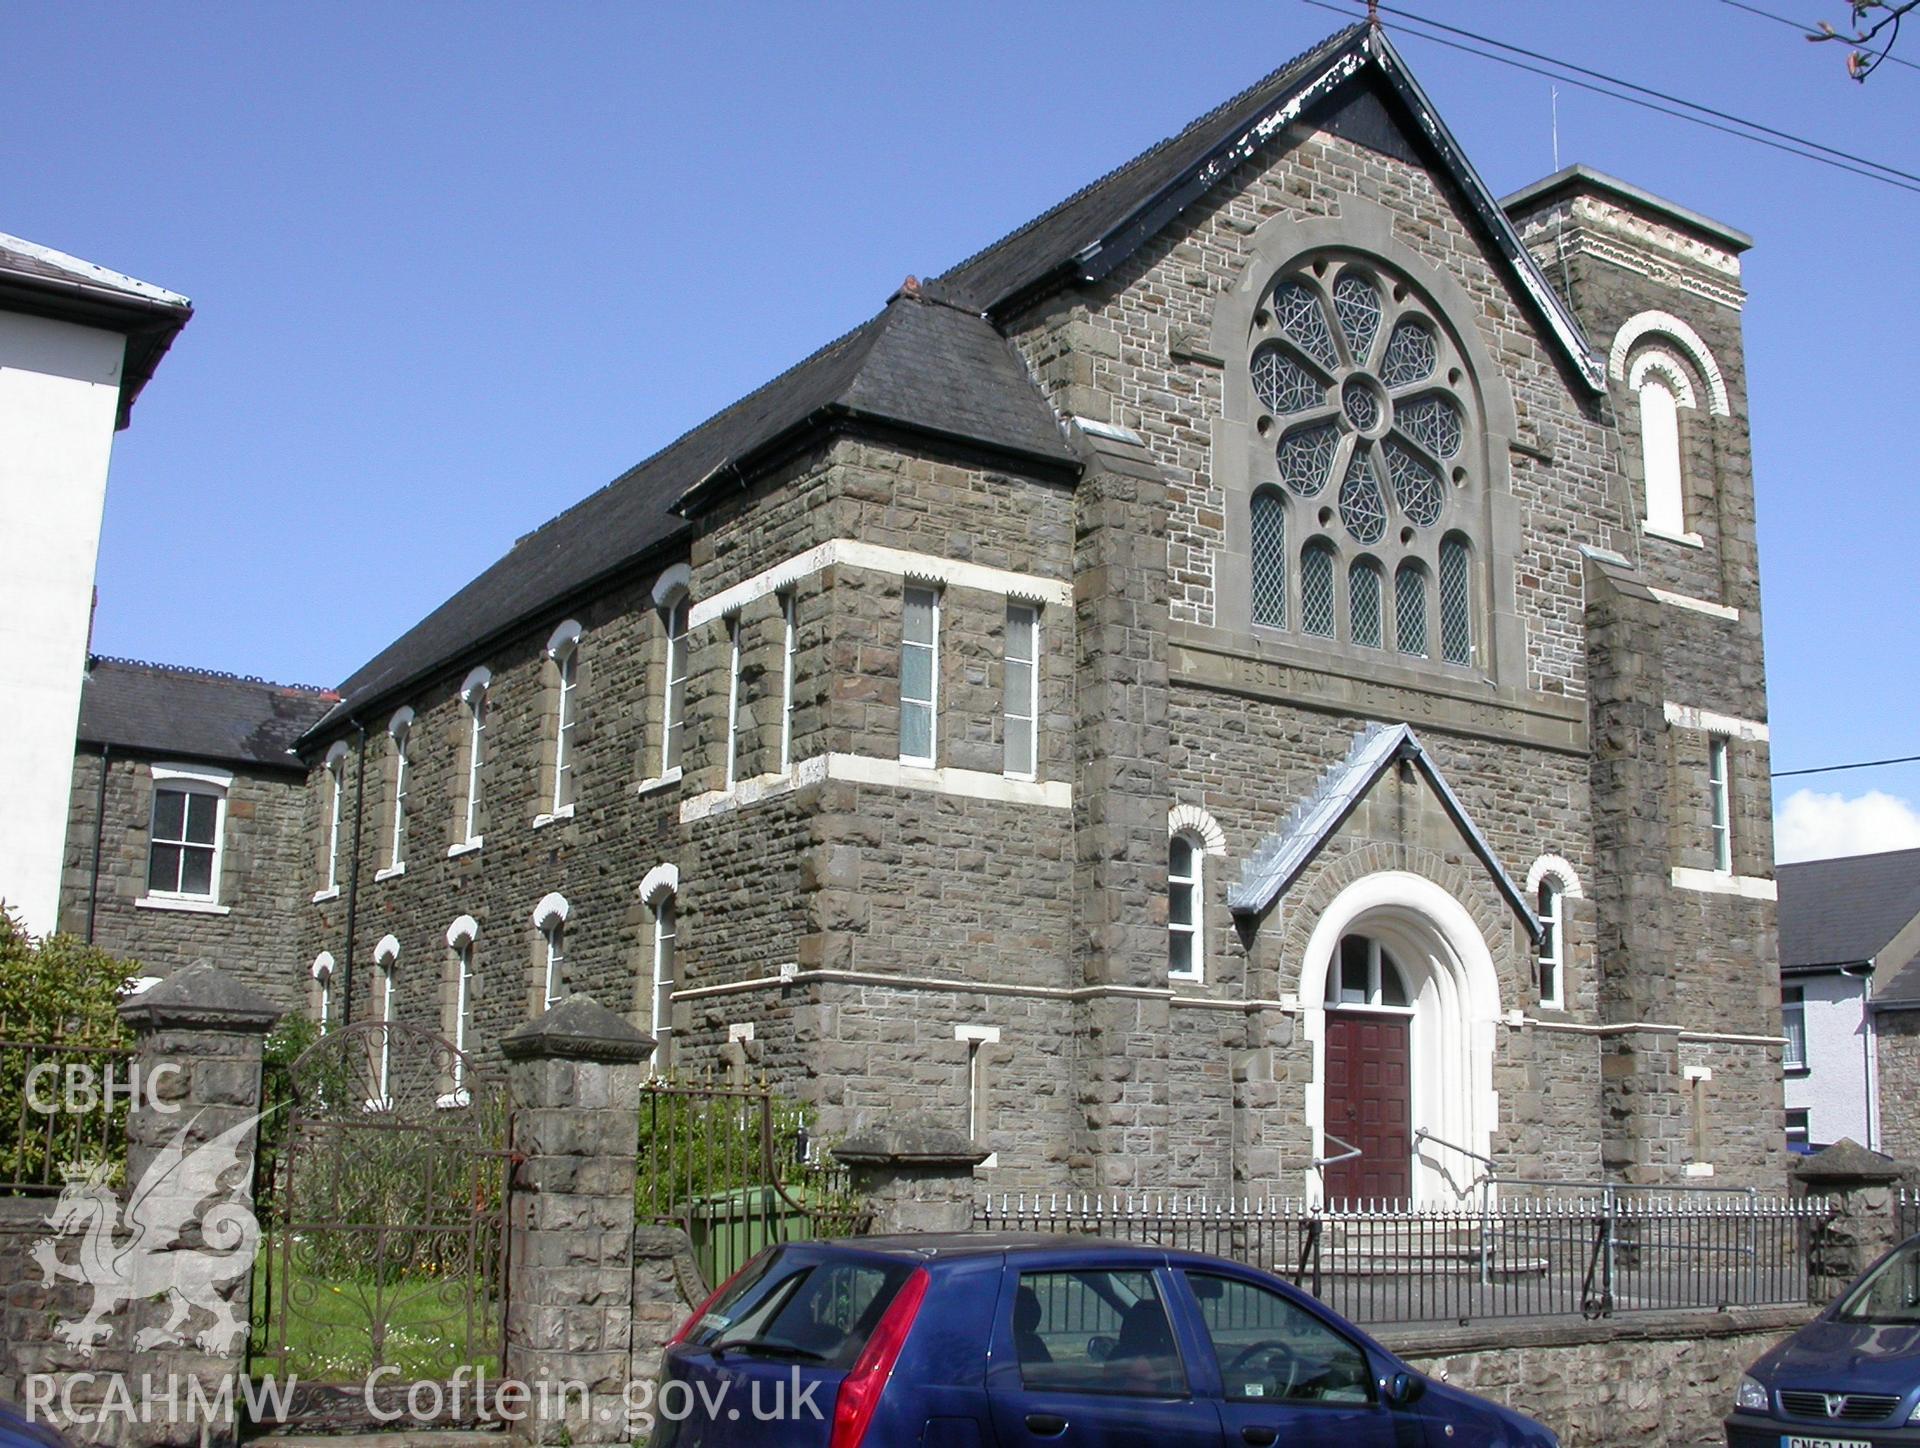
57 656 335 1005
0 233 191 938
289 22 1787 1201
1775 847 1920 1154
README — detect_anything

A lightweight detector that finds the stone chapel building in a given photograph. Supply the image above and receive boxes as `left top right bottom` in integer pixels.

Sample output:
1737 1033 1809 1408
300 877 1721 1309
292 23 1785 1201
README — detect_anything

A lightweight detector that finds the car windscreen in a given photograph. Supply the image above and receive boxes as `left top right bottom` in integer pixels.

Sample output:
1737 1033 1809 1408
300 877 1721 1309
1835 1239 1920 1323
683 1249 914 1369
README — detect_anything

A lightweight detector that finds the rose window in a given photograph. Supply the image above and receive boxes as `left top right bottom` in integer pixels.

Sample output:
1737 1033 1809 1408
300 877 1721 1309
1245 257 1481 669
1254 264 1467 541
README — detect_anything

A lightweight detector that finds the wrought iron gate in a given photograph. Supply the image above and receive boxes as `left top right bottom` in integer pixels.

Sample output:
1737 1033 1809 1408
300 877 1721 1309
247 1021 512 1427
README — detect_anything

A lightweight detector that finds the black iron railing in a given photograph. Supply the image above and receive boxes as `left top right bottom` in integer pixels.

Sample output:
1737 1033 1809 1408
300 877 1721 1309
637 1079 866 1289
0 1030 135 1194
975 1189 1833 1327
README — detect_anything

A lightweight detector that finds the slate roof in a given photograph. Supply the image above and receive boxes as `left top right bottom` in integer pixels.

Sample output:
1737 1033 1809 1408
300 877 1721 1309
1228 722 1538 937
1777 848 1920 970
79 657 335 772
307 19 1608 747
0 231 192 428
305 295 1075 742
925 26 1367 314
922 25 1603 389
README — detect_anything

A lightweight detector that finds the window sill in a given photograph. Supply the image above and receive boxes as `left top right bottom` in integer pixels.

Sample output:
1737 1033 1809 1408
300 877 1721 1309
1682 1162 1715 1178
310 886 341 905
435 1089 472 1110
1168 970 1203 985
447 838 484 859
136 895 231 916
635 768 683 798
374 863 406 882
1643 522 1705 549
532 804 576 830
1785 1064 1810 1078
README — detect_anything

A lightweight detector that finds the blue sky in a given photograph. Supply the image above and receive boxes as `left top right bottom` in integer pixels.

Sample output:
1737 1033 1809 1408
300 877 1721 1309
2 1 1909 859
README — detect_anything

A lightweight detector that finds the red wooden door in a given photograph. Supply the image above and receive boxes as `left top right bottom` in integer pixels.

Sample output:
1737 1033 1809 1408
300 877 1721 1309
1323 1011 1411 1205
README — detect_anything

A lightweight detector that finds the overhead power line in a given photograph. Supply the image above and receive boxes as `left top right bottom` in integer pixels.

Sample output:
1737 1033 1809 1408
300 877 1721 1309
1299 0 1920 196
1772 754 1920 779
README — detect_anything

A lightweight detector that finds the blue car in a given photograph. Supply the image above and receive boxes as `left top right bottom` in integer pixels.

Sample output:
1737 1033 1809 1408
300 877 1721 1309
1727 1232 1920 1447
651 1233 1557 1447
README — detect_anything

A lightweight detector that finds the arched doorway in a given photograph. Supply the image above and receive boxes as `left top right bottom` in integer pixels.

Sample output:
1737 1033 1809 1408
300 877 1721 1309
1297 871 1502 1205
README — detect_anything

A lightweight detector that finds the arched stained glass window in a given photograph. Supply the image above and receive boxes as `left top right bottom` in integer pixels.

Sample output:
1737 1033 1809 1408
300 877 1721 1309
1251 491 1287 628
1395 562 1428 658
1349 560 1382 649
1244 254 1486 671
1301 541 1336 638
1439 535 1473 666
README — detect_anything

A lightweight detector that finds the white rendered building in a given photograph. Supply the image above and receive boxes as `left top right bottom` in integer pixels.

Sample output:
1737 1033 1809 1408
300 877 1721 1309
0 233 190 936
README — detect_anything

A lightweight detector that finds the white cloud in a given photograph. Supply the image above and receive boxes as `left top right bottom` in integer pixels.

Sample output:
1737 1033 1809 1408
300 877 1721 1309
1774 788 1920 864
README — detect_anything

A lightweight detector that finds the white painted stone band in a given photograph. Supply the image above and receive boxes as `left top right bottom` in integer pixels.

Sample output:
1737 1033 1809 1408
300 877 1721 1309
682 752 1071 822
1648 587 1739 622
1672 866 1777 900
1662 701 1769 742
689 539 1071 630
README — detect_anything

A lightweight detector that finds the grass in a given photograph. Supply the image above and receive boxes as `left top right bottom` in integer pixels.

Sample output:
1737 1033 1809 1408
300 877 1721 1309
248 1235 505 1383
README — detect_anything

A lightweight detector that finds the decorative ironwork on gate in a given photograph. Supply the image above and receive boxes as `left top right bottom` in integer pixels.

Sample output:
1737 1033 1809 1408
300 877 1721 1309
247 1021 512 1423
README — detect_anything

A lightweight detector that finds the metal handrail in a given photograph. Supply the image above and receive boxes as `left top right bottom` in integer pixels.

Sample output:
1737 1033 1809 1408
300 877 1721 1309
1311 1133 1363 1169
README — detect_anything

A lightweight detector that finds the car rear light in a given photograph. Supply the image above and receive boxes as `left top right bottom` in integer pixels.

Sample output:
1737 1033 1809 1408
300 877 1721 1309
828 1267 929 1448
665 1257 756 1348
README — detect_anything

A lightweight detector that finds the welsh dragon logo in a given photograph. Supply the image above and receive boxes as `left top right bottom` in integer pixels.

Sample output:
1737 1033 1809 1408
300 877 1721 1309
29 1112 262 1354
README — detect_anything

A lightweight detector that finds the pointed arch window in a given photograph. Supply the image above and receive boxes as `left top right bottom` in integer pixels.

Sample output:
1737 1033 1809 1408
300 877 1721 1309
386 707 413 872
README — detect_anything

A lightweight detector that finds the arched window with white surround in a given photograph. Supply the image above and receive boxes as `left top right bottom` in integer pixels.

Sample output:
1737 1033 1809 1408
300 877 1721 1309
1169 833 1203 981
322 742 348 892
651 565 692 779
458 667 491 848
311 952 336 1033
1635 364 1685 537
1165 805 1225 985
639 863 679 1071
386 707 413 872
1525 856 1583 1013
532 892 570 1012
545 621 583 815
372 934 400 1109
444 915 479 1101
1536 882 1564 1009
1609 312 1728 547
